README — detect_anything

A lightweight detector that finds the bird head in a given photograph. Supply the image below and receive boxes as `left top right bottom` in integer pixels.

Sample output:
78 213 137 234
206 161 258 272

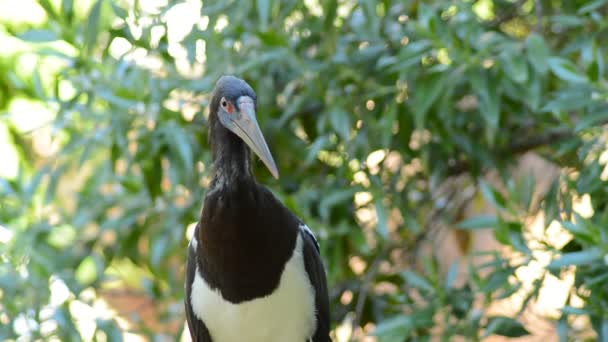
210 75 279 179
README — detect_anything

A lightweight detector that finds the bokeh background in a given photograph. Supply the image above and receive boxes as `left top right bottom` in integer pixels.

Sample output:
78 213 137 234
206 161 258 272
1 0 607 341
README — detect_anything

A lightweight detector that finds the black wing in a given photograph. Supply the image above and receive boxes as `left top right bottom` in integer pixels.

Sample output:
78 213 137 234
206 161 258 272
300 224 331 342
184 232 213 342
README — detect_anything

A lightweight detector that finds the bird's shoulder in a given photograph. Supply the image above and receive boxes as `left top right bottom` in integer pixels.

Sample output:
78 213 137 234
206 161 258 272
299 223 321 252
250 183 321 249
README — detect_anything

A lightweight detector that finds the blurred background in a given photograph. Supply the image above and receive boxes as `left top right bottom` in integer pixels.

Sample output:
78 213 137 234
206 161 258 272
1 0 607 341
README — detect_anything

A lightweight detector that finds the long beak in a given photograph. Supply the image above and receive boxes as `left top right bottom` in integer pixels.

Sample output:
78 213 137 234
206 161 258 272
231 97 279 179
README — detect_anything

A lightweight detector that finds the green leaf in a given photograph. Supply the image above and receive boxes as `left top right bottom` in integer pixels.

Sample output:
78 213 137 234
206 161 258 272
483 268 511 292
548 57 588 83
508 230 531 254
457 215 498 230
76 256 99 285
561 306 589 315
38 0 59 19
85 0 104 55
47 225 76 248
550 15 585 28
444 261 459 289
401 271 434 293
142 156 162 199
319 188 357 220
470 70 500 137
585 272 608 287
110 2 127 18
542 88 593 112
519 173 536 211
257 31 287 47
479 181 507 211
19 29 59 43
62 0 74 22
412 72 447 128
323 0 338 29
150 236 167 268
526 33 550 74
329 108 351 141
372 315 412 338
484 316 530 338
96 319 123 342
575 111 608 132
305 136 329 164
502 53 528 83
32 69 45 98
601 318 608 341
549 248 603 269
559 221 593 240
557 316 568 342
578 0 608 14
527 72 542 110
256 0 271 31
164 122 193 176
375 198 388 239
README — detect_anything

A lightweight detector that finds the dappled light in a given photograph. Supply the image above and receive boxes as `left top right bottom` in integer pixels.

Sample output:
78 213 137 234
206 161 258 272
1 0 608 341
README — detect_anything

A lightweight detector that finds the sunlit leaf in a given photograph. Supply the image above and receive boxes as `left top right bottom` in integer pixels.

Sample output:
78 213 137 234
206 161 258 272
76 256 99 285
18 29 59 42
549 248 603 269
85 0 104 55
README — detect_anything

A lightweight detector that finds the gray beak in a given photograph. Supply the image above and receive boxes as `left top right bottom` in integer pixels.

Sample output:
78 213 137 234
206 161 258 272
229 97 279 179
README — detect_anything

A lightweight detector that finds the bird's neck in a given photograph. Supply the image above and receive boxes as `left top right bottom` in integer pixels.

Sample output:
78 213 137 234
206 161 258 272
209 124 253 188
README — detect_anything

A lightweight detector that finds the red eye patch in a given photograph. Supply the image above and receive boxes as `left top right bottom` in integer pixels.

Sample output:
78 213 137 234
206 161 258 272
226 102 234 113
221 98 235 114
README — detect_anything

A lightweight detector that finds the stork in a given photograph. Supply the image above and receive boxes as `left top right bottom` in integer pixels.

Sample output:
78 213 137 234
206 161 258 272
184 76 330 342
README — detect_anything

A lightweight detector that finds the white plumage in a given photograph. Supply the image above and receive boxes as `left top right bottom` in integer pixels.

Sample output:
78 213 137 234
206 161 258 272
189 234 317 342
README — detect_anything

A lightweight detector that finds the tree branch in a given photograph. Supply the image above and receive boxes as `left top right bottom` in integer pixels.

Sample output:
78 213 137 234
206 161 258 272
446 127 575 177
508 128 573 155
351 245 393 335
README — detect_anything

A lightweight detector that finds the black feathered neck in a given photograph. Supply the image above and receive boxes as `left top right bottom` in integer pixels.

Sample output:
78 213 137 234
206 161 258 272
208 76 258 186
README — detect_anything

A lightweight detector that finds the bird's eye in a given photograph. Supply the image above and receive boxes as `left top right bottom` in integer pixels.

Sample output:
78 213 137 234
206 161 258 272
221 98 234 113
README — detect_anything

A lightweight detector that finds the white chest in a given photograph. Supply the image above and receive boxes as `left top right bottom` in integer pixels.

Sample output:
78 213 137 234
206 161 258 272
190 235 317 342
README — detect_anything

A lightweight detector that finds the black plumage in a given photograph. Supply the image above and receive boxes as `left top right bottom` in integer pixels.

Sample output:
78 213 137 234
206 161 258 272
184 76 330 342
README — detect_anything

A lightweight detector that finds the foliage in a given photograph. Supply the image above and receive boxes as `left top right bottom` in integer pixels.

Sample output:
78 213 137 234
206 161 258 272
1 0 607 340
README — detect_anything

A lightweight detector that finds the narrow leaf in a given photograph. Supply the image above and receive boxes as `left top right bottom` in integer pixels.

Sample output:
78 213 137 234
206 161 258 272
484 316 530 338
526 33 550 74
256 0 271 31
19 29 59 43
479 181 507 210
329 108 351 141
401 271 434 292
412 72 447 127
375 198 388 239
457 215 498 230
372 315 412 337
548 57 588 83
549 247 603 269
502 53 528 83
578 0 607 14
575 111 608 132
85 0 104 55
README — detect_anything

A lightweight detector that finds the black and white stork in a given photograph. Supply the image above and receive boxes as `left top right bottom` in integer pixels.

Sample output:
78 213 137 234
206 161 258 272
184 76 330 342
